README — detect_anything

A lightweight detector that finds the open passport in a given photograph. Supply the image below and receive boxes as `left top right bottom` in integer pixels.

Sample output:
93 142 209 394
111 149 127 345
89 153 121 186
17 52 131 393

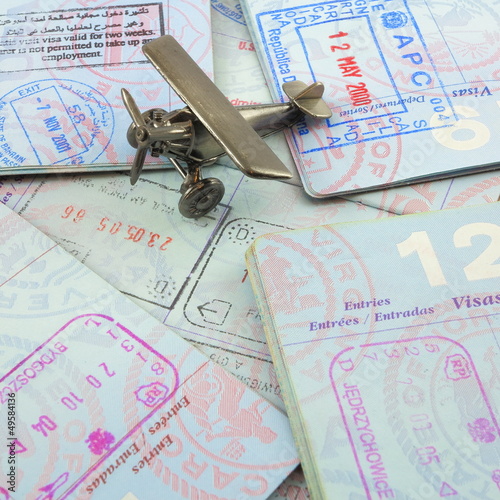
0 0 212 175
241 0 500 198
0 202 298 499
246 201 500 499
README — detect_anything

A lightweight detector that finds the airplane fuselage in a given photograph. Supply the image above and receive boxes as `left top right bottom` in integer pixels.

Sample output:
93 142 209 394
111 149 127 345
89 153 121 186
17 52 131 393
188 102 302 164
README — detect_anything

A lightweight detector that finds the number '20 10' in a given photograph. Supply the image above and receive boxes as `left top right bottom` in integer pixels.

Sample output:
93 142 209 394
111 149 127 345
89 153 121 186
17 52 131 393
397 222 500 286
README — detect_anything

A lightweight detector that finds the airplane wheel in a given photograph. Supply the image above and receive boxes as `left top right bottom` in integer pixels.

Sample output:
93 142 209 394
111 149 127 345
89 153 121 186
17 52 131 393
179 178 225 219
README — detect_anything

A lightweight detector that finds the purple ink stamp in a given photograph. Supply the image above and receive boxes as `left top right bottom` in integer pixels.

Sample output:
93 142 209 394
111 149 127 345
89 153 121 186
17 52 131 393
0 313 180 498
329 335 500 498
135 382 170 407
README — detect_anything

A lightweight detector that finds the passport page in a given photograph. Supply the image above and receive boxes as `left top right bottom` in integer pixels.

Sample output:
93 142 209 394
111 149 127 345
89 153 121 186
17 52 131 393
212 0 500 214
0 164 387 414
211 4 321 496
0 202 299 499
0 164 387 499
241 0 500 197
246 202 500 499
210 0 499 218
211 0 500 214
0 154 386 498
345 169 500 215
0 0 212 174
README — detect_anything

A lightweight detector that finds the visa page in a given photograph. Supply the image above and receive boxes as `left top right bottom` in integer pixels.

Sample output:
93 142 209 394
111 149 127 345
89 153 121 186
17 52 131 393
247 202 500 499
211 3 312 497
0 0 212 174
212 0 500 215
241 0 500 197
0 202 299 499
1 166 387 413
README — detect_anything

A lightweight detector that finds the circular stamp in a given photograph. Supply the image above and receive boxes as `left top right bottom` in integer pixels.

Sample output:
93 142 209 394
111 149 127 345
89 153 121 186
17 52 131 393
0 78 115 168
56 315 179 498
330 332 500 497
328 289 500 498
374 0 500 75
210 0 246 26
252 223 384 383
120 337 298 498
443 173 500 209
1 313 181 498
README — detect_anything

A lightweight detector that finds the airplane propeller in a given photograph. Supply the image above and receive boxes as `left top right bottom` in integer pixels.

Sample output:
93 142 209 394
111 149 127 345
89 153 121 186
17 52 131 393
121 86 225 218
121 88 167 185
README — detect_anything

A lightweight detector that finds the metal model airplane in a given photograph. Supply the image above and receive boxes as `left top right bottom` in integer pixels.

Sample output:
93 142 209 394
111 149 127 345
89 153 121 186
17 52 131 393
122 35 332 218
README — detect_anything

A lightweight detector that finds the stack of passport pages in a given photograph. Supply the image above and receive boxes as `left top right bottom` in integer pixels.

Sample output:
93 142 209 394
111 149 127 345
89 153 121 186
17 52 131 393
0 0 499 499
239 0 500 497
242 0 500 499
246 202 500 498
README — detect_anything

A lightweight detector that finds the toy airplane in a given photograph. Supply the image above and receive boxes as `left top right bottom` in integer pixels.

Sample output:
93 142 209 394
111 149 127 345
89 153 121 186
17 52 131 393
122 35 332 218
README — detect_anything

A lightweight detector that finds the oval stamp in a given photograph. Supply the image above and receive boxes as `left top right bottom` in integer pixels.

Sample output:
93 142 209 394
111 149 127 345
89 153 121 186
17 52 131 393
329 320 500 498
119 336 298 498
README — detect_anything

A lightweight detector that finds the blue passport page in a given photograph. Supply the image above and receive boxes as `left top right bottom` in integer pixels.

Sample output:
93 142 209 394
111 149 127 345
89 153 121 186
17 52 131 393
246 201 500 499
241 0 500 197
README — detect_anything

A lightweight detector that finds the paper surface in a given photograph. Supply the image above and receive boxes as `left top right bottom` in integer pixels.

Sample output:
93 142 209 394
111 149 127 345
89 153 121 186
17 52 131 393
246 202 500 499
0 10 385 500
2 0 497 497
0 0 212 174
211 0 500 214
0 202 299 499
345 169 500 214
0 165 387 413
241 0 500 197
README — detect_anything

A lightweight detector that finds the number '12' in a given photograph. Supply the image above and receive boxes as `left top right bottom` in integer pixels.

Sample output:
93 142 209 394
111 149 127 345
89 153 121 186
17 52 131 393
397 222 500 287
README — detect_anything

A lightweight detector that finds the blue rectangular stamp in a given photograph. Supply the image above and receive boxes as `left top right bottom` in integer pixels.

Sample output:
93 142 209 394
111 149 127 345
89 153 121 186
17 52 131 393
0 0 213 174
10 85 93 165
293 7 457 151
242 0 500 197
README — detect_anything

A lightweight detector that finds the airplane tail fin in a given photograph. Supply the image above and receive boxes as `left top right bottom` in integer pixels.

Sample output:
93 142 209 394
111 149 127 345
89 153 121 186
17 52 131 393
283 81 332 119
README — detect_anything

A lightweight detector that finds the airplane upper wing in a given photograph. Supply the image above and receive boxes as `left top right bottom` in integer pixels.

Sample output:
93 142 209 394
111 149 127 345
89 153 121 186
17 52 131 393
142 35 292 180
